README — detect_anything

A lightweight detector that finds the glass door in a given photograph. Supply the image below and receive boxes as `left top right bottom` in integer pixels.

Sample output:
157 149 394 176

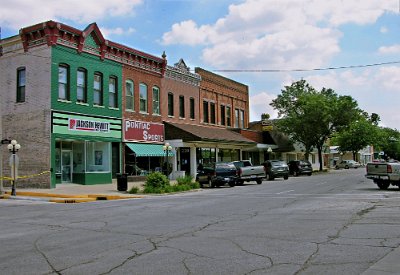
61 150 72 183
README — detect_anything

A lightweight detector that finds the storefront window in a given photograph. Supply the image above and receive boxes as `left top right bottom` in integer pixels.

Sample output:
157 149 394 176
196 147 216 168
73 142 85 173
218 149 240 162
86 142 111 172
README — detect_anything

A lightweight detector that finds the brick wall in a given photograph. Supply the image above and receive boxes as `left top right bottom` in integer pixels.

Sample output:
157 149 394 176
0 41 52 188
195 67 249 128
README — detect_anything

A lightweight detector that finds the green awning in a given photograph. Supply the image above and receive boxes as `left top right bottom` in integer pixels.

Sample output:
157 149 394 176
126 143 174 157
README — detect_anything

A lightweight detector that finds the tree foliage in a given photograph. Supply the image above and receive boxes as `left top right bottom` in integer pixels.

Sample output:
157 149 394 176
271 80 361 170
374 127 400 160
332 115 379 160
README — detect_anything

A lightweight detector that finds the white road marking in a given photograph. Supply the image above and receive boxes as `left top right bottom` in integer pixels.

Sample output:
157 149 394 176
276 190 295 194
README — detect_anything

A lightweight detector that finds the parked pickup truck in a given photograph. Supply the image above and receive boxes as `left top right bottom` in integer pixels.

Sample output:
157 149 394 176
231 160 265 185
365 161 400 190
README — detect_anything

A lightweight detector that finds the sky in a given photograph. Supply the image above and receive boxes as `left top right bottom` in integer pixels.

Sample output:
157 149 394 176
1 0 399 129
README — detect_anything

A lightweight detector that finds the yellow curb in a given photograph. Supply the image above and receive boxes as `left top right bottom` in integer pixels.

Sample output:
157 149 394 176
0 194 11 199
49 198 97 203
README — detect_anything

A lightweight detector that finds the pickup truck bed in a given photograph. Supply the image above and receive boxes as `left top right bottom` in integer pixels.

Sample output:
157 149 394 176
365 162 400 190
231 160 265 185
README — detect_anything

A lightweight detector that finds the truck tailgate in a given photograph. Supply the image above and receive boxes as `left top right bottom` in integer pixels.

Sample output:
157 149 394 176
366 163 389 175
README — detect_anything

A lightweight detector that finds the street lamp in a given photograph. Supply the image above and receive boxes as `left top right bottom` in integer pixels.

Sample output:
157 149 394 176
7 140 21 196
163 142 172 177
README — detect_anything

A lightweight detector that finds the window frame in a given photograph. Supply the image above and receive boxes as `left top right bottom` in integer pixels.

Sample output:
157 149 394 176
234 108 240 128
93 72 103 106
16 67 26 103
189 97 195 119
203 100 209 123
125 79 134 111
168 92 174 117
240 109 245 129
220 105 226 126
108 76 118 108
210 102 216 124
58 64 69 101
139 83 148 113
76 68 87 103
179 95 185 118
226 106 231 127
152 86 160 115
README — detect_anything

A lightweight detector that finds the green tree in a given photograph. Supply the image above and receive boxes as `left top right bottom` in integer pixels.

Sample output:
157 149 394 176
271 80 360 170
332 116 379 160
374 127 400 160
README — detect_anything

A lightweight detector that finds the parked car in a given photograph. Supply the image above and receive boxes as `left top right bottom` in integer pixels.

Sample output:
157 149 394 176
262 160 289 180
196 163 238 188
335 160 361 169
288 160 313 176
231 160 265 185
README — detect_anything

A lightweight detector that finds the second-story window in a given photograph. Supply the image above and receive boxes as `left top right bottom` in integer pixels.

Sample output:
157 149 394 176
16 67 26 103
168 92 174 116
220 105 226 126
109 76 117 108
152 86 160 115
234 108 240 128
203 100 209 123
125 80 134 111
240 109 245 129
139 83 147 113
179 95 185 118
58 64 69 100
93 72 103 106
190 97 195 119
77 68 87 103
210 102 216 124
226 106 231 127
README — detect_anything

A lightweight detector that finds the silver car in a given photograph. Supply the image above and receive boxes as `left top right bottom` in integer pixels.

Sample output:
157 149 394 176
335 160 361 169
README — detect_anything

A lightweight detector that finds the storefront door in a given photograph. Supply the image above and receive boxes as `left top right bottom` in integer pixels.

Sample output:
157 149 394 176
180 147 191 175
61 150 72 183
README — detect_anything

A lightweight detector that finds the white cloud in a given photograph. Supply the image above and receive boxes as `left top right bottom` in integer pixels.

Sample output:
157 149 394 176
249 92 278 121
0 0 143 30
379 45 400 54
380 26 388 33
161 0 396 71
101 27 136 38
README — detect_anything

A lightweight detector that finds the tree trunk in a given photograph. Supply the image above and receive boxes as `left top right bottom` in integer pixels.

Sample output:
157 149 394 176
317 145 323 171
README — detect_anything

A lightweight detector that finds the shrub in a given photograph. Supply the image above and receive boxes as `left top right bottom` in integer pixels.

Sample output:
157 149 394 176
176 175 193 186
129 186 139 194
145 172 169 189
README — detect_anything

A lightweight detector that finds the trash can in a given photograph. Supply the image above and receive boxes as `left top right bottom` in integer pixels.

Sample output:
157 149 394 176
116 173 128 191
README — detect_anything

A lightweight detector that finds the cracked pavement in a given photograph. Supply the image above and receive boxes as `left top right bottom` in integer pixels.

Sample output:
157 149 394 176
1 168 400 274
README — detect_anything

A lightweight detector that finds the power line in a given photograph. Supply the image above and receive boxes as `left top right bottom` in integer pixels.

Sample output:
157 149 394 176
213 60 400 73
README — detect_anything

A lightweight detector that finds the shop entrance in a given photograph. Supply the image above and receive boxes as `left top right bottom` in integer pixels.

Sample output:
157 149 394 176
180 147 191 175
61 150 72 183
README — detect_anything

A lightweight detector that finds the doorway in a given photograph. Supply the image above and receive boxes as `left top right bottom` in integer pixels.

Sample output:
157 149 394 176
180 147 191 175
61 150 72 183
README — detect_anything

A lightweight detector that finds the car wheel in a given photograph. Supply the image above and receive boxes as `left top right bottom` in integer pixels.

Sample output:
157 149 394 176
377 181 389 190
293 170 299 177
335 165 339 170
208 179 215 188
256 179 262 184
283 175 288 180
345 165 349 169
308 173 312 176
228 181 235 187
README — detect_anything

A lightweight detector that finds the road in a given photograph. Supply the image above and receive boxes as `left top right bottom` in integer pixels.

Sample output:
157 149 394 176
1 168 400 274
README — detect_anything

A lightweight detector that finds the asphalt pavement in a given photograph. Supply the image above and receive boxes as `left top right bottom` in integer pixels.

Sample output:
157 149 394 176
1 172 400 274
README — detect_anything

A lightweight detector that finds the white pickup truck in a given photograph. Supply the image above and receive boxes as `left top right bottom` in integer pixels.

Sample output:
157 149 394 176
365 161 400 190
231 160 265 185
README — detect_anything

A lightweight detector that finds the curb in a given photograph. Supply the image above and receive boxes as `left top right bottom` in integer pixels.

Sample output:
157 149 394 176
1 191 144 203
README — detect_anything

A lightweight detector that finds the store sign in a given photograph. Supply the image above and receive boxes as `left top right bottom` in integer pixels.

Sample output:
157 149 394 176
124 120 164 142
69 118 110 133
